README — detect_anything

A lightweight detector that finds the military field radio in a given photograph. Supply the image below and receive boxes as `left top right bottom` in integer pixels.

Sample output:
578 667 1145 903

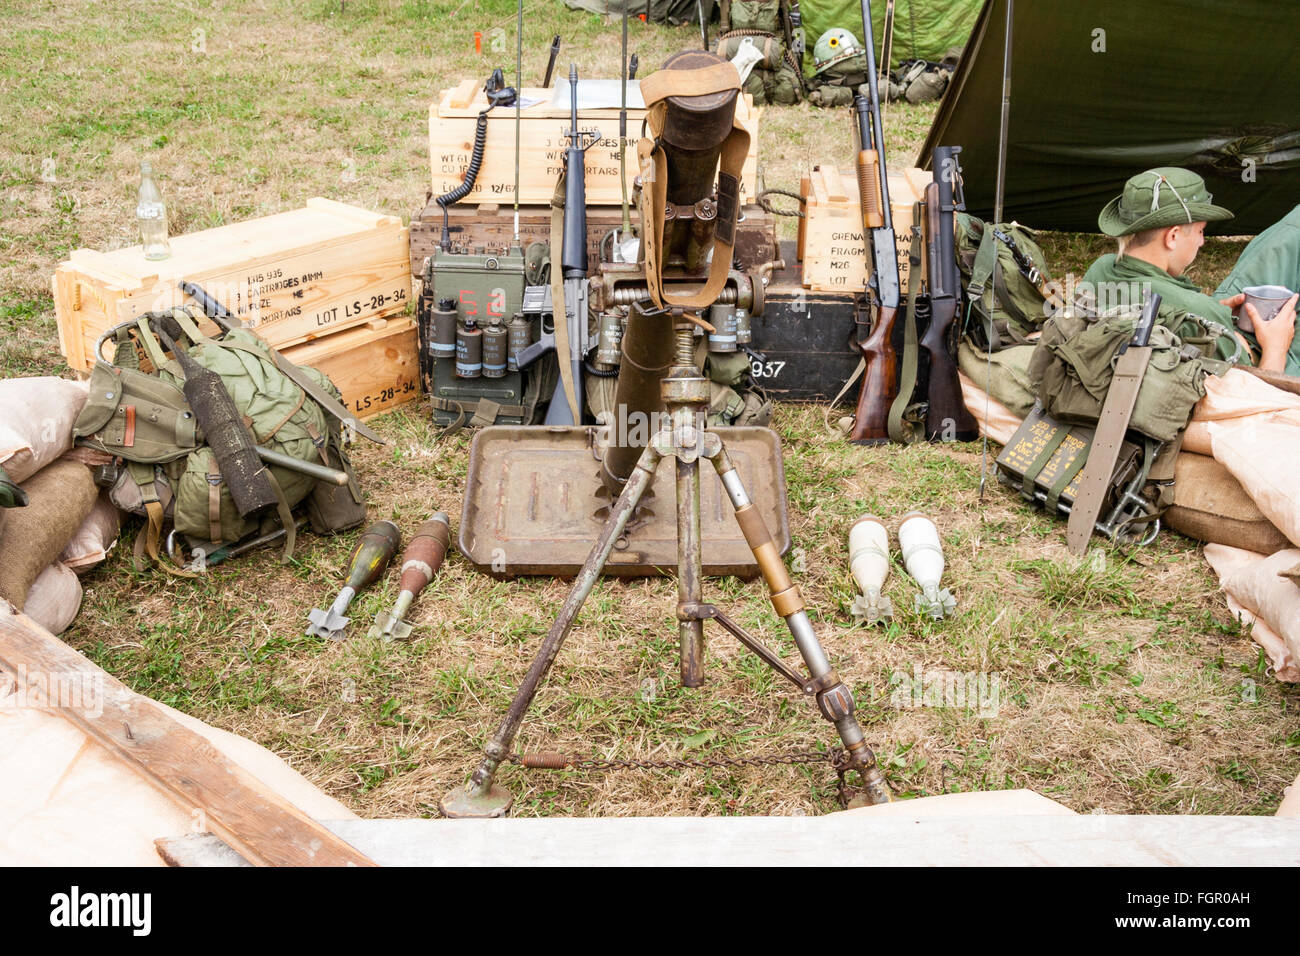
417 52 557 430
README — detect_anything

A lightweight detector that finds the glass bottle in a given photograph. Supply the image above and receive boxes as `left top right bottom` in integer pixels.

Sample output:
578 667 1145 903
137 162 171 260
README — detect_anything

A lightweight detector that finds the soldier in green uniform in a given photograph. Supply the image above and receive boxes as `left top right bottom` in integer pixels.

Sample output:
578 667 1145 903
1081 167 1298 374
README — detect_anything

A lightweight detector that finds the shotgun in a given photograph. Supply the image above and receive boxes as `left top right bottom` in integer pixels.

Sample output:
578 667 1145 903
848 0 901 445
921 146 979 441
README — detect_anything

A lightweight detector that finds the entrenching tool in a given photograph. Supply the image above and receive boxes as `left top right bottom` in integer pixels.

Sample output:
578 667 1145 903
167 518 309 573
1066 293 1163 556
899 511 955 620
306 521 401 641
848 514 892 624
369 513 451 641
147 314 278 519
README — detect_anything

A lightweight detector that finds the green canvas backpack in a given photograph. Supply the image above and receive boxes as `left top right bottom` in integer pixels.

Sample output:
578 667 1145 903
957 213 1055 351
73 309 365 568
715 31 804 105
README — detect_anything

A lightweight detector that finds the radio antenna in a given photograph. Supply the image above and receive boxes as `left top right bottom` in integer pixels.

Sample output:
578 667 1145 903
513 0 523 244
619 0 632 242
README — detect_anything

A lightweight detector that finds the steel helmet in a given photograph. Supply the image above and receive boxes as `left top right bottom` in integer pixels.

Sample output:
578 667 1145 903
813 28 862 75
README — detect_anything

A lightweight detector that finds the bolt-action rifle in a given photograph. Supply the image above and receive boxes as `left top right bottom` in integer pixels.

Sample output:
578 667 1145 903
921 145 979 441
848 0 901 445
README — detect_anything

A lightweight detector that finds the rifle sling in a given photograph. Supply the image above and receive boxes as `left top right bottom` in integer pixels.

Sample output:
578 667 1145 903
550 170 580 423
887 201 926 444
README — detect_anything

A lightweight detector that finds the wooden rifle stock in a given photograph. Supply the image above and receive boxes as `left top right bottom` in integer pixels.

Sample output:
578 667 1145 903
850 304 899 443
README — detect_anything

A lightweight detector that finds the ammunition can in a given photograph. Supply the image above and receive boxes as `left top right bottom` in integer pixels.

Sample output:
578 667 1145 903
707 303 738 352
456 319 483 378
596 311 623 367
507 312 531 371
432 297 458 359
735 306 752 346
482 321 508 379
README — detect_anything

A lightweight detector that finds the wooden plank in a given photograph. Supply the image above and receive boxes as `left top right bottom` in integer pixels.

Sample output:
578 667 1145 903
284 316 420 421
447 78 478 109
55 200 411 372
428 85 760 207
157 814 1300 867
0 604 375 867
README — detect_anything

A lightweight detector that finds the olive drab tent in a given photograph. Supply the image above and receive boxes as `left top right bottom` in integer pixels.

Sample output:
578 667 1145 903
920 0 1300 236
799 0 980 75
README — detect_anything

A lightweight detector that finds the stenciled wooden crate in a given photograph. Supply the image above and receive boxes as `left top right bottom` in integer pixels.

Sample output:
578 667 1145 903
55 198 411 372
429 80 760 208
283 315 420 422
408 200 779 277
798 165 932 294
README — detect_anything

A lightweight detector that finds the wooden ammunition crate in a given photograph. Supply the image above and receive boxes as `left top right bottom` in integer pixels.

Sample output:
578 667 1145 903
283 316 420 422
798 165 932 294
429 81 760 207
54 198 411 372
408 200 779 277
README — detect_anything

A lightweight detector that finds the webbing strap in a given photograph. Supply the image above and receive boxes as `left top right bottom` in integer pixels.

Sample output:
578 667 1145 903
1020 427 1069 501
888 202 926 444
549 170 580 423
206 461 223 545
637 62 747 316
1045 442 1088 516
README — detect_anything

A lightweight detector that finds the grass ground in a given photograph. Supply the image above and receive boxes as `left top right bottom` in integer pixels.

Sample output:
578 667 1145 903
2 0 1294 818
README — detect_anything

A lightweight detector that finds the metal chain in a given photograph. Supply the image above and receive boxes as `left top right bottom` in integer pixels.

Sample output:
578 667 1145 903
509 746 860 808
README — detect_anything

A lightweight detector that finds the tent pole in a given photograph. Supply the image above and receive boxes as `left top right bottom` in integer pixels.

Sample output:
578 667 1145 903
980 0 1012 500
993 0 1012 222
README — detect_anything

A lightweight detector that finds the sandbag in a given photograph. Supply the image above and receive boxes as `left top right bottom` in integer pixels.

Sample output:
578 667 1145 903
58 492 121 573
0 377 89 483
1204 544 1299 683
958 372 1022 446
1221 548 1300 669
1164 453 1291 554
22 563 82 635
957 340 1036 418
0 460 98 609
1184 367 1300 456
1209 420 1300 548
1283 561 1300 586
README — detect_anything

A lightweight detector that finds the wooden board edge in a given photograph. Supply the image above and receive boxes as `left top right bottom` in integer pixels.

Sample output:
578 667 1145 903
0 604 376 867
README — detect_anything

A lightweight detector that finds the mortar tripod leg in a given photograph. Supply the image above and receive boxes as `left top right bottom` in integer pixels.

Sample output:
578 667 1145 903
676 451 705 688
440 438 665 818
709 445 893 805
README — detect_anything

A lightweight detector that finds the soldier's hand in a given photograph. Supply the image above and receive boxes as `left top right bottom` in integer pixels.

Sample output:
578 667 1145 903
1235 292 1297 372
1221 292 1297 370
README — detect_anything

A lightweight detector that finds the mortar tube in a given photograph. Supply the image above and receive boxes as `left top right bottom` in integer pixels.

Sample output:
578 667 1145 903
600 302 677 497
